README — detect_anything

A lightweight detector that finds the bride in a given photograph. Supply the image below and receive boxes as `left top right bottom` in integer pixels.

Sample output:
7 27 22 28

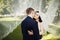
33 11 44 39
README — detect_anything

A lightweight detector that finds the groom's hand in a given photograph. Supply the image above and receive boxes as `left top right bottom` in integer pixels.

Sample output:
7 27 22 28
28 30 33 35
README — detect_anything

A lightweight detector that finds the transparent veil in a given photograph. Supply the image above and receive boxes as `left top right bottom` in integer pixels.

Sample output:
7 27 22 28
0 0 60 40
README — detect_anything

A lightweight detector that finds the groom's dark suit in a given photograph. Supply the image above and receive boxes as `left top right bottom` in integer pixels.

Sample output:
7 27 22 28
21 16 40 40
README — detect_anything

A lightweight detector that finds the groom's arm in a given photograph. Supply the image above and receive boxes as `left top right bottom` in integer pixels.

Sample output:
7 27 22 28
27 22 34 36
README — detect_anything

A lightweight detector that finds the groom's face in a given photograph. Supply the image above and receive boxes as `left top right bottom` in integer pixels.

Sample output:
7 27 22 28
31 11 35 18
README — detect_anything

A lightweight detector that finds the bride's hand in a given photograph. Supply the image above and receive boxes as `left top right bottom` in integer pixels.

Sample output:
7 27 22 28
36 19 39 22
28 30 33 35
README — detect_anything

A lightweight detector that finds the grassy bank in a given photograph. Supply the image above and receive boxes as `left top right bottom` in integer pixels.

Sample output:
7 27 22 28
2 25 23 40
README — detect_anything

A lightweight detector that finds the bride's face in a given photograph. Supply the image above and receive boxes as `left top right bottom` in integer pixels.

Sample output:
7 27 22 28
34 13 39 20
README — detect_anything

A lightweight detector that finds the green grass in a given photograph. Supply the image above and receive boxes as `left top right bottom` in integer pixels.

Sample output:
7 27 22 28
0 17 20 21
0 17 60 40
2 25 23 40
49 24 60 28
2 24 60 40
0 17 23 40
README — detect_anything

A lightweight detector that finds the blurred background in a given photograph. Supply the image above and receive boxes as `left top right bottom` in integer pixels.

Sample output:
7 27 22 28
0 0 60 40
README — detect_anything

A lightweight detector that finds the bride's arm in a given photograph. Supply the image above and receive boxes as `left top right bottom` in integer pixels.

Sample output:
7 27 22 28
38 22 44 35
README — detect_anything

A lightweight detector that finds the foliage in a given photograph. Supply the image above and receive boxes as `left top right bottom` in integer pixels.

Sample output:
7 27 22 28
0 0 14 15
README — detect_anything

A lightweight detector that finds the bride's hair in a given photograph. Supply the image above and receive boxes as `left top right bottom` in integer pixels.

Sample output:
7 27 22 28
39 16 42 22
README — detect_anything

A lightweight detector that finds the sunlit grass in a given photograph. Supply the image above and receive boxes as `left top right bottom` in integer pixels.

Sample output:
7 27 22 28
42 34 56 40
0 17 21 21
42 33 60 40
49 24 60 28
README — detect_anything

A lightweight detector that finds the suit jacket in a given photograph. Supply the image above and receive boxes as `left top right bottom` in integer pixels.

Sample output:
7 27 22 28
21 16 40 40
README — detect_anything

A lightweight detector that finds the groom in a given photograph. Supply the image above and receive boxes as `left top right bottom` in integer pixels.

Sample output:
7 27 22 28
21 7 40 40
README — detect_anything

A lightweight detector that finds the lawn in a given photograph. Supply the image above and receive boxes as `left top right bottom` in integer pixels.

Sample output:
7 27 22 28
0 17 23 40
0 17 60 40
2 24 60 40
2 25 23 40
